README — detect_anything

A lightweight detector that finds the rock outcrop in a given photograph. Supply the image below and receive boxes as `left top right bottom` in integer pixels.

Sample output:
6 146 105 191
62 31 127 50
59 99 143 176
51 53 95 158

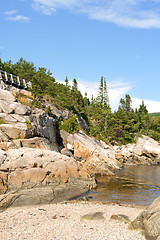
115 135 160 165
0 89 98 208
0 89 58 151
45 99 89 132
0 148 96 209
60 130 122 175
130 196 160 240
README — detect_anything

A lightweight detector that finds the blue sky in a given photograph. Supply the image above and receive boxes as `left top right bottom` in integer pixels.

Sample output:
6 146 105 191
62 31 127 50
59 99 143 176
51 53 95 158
1 0 160 112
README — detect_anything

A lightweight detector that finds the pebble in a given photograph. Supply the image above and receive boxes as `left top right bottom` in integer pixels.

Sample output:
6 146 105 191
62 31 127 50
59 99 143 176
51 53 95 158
0 202 145 240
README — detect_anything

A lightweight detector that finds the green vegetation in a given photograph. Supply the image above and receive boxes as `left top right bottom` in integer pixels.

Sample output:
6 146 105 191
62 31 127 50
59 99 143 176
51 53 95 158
59 114 81 133
0 119 7 125
25 120 32 129
1 58 160 144
149 112 160 117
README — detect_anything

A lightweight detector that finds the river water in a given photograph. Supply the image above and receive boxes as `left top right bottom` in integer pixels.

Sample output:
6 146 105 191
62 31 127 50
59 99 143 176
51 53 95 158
83 165 160 206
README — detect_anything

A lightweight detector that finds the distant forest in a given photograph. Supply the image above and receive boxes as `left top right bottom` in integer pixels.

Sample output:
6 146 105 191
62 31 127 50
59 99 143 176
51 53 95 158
0 58 160 144
149 112 160 117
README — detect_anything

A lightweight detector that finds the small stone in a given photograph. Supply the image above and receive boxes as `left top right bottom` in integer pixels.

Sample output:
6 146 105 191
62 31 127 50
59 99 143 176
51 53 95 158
110 214 131 223
81 212 105 220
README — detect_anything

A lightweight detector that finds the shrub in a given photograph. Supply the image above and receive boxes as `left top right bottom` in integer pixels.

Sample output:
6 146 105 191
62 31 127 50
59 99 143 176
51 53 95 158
59 114 80 133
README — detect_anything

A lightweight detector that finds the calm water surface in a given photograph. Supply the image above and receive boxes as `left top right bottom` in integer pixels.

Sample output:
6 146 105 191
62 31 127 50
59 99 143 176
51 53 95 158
84 165 160 206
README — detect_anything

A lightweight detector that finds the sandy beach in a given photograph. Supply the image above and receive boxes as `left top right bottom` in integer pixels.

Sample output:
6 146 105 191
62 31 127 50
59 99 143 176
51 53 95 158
0 201 146 240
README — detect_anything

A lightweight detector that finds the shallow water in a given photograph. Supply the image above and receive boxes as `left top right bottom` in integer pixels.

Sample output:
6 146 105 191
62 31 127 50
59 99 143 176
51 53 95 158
84 165 160 206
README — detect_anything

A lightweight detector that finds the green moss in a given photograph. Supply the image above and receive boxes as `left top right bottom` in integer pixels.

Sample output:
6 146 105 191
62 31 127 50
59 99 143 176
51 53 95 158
25 120 32 129
0 119 7 125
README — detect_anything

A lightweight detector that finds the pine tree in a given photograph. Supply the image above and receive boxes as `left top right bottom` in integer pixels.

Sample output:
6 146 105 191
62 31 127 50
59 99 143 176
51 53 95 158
125 94 132 113
120 94 132 113
103 77 109 108
97 76 104 106
65 76 69 87
72 78 78 90
97 76 109 108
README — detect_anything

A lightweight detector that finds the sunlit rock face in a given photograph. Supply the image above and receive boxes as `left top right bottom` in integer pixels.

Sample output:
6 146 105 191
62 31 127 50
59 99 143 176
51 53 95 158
0 148 96 208
60 130 122 175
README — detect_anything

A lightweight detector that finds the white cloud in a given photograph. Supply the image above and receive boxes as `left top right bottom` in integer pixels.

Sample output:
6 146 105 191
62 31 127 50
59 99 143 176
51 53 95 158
4 9 30 22
132 98 160 113
32 2 56 15
6 15 30 22
32 0 76 15
31 0 160 28
108 81 132 112
4 10 18 15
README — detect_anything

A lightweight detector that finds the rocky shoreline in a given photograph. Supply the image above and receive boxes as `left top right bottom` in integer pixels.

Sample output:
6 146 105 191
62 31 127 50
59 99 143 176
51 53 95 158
0 88 160 209
0 87 160 239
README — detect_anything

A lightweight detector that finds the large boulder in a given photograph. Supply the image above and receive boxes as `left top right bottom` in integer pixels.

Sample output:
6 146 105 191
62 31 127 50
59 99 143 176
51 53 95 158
134 135 160 160
115 135 160 165
130 197 160 240
0 148 96 209
60 130 122 175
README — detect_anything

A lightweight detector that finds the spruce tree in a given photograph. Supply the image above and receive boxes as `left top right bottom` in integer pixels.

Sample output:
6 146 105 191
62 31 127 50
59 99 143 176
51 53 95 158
65 76 69 87
97 76 104 106
103 77 109 108
73 78 78 90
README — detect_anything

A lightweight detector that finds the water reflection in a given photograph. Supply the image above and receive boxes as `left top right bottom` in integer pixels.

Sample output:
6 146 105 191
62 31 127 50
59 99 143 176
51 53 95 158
85 166 160 206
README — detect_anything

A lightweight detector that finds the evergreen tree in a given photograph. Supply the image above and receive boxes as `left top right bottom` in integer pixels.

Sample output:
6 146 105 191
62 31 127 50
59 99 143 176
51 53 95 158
120 94 132 113
138 101 149 133
97 76 104 106
65 76 69 87
72 78 78 90
125 94 132 113
103 78 110 108
1 57 159 143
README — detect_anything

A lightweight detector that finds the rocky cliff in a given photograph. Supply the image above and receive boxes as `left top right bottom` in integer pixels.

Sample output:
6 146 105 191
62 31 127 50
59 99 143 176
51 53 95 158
0 88 97 208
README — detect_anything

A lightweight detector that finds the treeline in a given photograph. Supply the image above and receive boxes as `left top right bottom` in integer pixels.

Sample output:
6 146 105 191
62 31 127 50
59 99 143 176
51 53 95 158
0 58 160 144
